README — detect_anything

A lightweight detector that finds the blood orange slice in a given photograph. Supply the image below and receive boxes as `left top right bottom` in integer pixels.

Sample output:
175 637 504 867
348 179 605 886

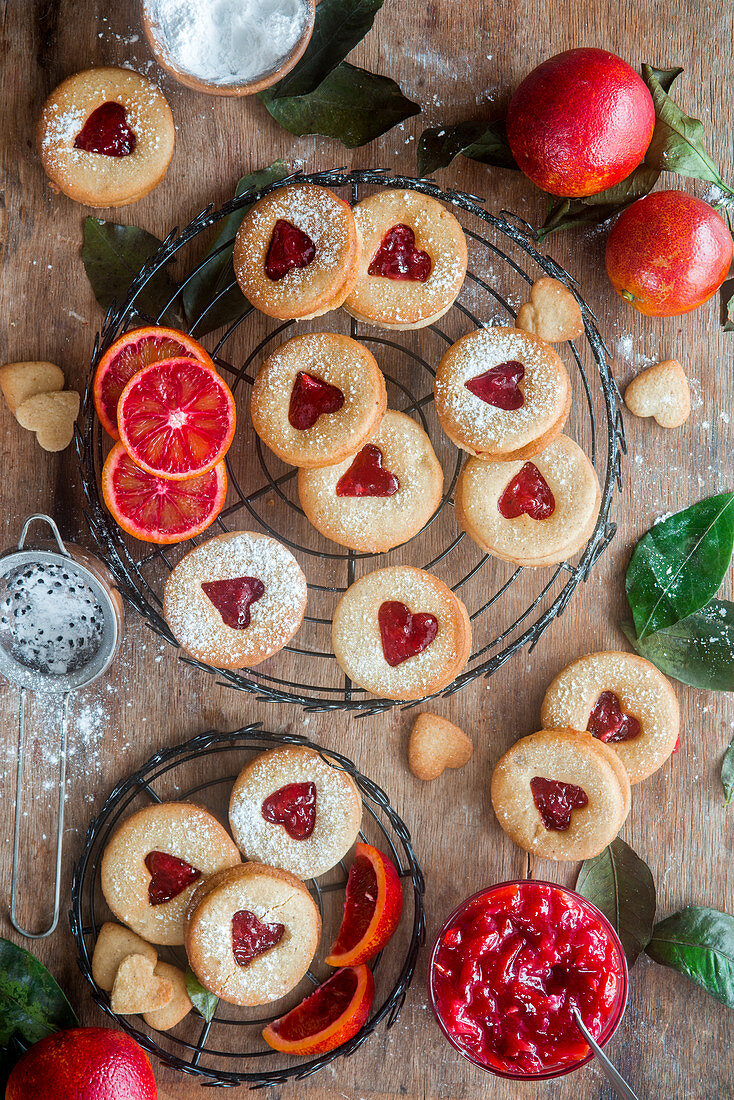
117 358 236 480
326 843 403 967
102 442 227 544
93 326 213 439
262 965 374 1055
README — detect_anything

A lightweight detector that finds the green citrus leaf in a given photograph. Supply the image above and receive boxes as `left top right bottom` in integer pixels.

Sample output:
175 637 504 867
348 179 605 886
722 736 734 805
259 62 419 148
268 0 386 99
0 938 78 1049
575 838 656 967
646 65 684 94
416 118 518 176
641 64 733 193
620 601 734 691
185 968 218 1023
646 907 734 1008
625 493 734 640
81 218 182 326
722 278 734 333
182 160 290 336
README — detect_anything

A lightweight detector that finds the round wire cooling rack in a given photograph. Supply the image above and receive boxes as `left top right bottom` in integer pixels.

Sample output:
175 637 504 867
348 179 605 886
76 168 626 716
70 724 426 1089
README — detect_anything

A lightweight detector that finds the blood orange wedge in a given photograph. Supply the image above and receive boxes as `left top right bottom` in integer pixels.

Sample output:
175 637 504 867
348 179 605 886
117 357 236 480
93 326 213 440
326 843 403 967
102 442 227 544
262 965 374 1056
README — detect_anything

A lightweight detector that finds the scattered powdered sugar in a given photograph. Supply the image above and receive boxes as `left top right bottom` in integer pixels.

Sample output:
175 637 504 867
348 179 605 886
40 103 86 149
146 0 310 86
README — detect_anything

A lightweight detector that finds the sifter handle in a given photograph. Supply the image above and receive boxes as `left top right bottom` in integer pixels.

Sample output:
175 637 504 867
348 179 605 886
17 513 69 556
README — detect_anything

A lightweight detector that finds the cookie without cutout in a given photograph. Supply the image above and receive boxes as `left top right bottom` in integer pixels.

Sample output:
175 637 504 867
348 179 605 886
15 390 80 451
408 713 473 780
0 362 64 415
142 962 193 1031
110 953 173 1015
624 359 690 428
516 277 584 343
490 729 630 861
92 922 157 992
541 650 680 783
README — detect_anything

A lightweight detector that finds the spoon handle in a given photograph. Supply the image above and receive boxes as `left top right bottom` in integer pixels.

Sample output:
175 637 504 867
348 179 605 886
572 1009 641 1100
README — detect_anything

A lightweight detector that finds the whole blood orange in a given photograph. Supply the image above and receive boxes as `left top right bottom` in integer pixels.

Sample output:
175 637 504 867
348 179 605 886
262 965 374 1055
326 843 403 967
506 48 655 197
102 442 227 544
605 190 733 315
5 1028 157 1099
117 357 236 480
93 326 213 440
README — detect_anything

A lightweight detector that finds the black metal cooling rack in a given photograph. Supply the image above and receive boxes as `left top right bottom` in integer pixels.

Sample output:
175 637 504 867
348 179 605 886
76 169 626 715
70 724 425 1088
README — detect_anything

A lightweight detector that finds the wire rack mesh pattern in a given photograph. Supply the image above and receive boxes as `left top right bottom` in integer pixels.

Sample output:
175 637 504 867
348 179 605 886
77 169 626 715
70 724 426 1088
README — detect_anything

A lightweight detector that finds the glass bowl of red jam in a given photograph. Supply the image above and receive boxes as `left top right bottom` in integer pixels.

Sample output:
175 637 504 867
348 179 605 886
428 880 628 1080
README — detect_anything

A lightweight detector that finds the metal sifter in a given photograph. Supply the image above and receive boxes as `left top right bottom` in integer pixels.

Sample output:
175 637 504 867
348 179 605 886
0 514 123 938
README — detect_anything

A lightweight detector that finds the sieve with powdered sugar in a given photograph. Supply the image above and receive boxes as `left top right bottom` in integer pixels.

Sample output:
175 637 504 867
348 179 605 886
0 514 123 938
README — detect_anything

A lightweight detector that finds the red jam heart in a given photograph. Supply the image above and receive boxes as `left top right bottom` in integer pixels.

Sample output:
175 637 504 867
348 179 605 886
336 445 399 498
498 462 556 520
368 224 432 282
530 777 589 831
265 219 316 281
587 691 641 744
145 851 201 906
201 577 265 630
288 371 345 430
73 102 137 157
464 361 525 410
232 909 285 966
378 600 438 667
262 782 317 839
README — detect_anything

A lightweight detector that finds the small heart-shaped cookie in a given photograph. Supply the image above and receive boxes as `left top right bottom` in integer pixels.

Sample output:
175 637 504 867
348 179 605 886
15 390 80 451
624 360 690 428
92 922 157 992
516 277 584 343
142 962 193 1032
0 361 64 414
110 953 174 1015
408 713 473 781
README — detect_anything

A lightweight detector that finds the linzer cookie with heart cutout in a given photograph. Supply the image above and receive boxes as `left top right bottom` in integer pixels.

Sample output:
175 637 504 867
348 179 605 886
185 862 321 1007
251 333 387 468
490 729 631 861
297 410 443 552
332 566 471 700
37 67 175 207
163 531 307 669
541 650 680 783
233 183 360 320
434 327 571 460
229 746 362 880
344 189 468 329
100 802 241 945
455 434 601 566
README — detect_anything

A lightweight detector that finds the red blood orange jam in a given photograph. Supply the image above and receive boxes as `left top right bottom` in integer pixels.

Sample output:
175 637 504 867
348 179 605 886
262 781 317 839
74 101 136 156
429 881 627 1079
145 851 201 906
232 909 285 966
368 224 431 281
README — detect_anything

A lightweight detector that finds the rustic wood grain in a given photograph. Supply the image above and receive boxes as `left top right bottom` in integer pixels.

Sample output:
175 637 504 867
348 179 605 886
1 1 733 1097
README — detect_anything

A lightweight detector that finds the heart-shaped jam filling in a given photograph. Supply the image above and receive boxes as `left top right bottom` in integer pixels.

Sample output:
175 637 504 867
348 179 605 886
530 777 589 831
145 851 201 906
232 909 285 967
265 219 316 281
336 444 399 498
587 691 642 744
378 600 438 667
262 782 317 839
288 371 345 431
368 224 432 282
464 361 525 410
498 462 555 520
74 102 137 157
201 577 265 630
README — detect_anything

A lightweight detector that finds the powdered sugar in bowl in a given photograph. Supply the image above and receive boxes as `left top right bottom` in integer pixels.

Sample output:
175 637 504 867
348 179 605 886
141 0 315 96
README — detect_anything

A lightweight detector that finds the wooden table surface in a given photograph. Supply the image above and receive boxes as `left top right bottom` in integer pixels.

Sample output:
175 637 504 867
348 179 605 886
2 1 733 1097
